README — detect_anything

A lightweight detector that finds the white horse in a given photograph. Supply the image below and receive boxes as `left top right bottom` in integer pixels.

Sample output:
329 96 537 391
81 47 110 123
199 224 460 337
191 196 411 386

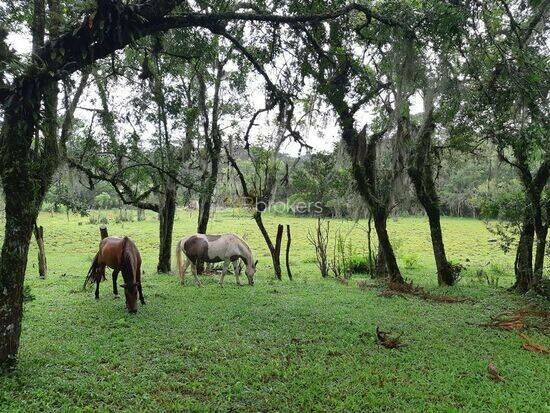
175 234 257 286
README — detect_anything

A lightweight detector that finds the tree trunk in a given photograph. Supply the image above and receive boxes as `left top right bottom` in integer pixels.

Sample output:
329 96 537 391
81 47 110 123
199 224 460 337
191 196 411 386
254 212 283 280
197 193 213 235
374 243 388 278
157 185 176 274
373 210 403 283
0 213 36 370
0 75 49 370
425 210 455 286
513 220 535 292
533 225 547 282
33 224 47 279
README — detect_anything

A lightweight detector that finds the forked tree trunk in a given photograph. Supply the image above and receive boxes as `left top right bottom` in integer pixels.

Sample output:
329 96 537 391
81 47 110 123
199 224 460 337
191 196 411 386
254 213 283 280
33 224 47 279
157 185 176 273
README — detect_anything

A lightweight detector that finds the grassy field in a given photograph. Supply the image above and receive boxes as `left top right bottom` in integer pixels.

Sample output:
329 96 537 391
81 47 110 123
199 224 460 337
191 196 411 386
0 209 548 411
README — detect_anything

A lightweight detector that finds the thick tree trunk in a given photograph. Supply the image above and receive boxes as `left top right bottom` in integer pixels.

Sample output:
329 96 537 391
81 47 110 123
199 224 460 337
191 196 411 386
534 226 547 281
195 194 211 274
157 185 176 274
373 210 403 283
0 77 48 370
33 224 47 279
0 203 38 370
426 210 455 286
408 163 455 285
513 220 535 292
197 193 213 235
374 243 388 278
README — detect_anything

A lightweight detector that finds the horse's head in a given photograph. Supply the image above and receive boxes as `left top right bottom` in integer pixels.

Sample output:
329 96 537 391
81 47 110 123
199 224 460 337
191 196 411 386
120 282 139 313
245 260 258 285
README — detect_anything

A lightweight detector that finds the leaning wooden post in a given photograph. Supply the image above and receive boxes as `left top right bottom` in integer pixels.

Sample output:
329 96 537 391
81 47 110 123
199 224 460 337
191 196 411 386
99 225 109 240
286 224 293 280
274 224 284 280
33 223 47 279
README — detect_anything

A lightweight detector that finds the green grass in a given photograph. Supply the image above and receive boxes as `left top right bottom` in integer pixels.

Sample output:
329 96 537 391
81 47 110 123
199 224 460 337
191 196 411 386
0 210 548 412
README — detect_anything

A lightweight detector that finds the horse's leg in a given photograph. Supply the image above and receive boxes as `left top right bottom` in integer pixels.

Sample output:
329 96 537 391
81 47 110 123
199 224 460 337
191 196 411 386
220 259 230 287
180 258 190 285
95 265 105 299
138 283 145 305
137 263 145 305
112 269 120 297
232 260 241 286
191 261 202 287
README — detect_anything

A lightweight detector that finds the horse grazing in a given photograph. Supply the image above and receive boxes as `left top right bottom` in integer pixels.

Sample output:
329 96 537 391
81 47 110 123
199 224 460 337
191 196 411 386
175 234 257 286
84 236 145 313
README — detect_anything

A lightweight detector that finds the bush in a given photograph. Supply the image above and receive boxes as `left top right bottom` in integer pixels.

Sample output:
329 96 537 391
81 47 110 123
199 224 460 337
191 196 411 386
348 255 374 274
89 213 109 225
402 253 419 270
115 208 134 223
23 285 35 303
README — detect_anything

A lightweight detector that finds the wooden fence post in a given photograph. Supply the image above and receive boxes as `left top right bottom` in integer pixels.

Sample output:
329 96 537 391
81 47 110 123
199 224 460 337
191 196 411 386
286 224 292 280
100 225 109 240
33 223 47 279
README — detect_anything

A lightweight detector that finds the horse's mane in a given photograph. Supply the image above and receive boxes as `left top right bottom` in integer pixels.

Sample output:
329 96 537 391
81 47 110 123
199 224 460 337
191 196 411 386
119 236 135 285
231 234 252 257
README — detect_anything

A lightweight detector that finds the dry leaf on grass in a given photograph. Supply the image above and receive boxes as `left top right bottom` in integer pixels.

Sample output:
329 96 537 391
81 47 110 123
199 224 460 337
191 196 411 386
487 362 505 382
376 326 405 349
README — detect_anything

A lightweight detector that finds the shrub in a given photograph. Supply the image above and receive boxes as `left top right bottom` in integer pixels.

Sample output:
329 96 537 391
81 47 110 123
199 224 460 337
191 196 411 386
402 253 419 270
23 285 35 303
89 213 109 225
348 255 374 274
115 208 134 223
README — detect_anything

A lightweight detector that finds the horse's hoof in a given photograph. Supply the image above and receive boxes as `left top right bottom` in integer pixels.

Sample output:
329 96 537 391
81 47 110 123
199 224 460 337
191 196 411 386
95 297 99 300
113 294 120 299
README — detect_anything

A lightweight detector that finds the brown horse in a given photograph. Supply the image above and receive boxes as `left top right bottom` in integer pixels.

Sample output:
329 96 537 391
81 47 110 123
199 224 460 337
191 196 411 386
84 236 145 313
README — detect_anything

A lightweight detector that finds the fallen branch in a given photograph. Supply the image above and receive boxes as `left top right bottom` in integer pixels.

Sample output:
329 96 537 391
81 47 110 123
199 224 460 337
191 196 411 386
384 280 473 303
481 306 549 332
519 334 550 354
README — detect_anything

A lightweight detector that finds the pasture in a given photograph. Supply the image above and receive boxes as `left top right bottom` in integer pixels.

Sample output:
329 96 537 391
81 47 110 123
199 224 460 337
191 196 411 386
0 210 548 411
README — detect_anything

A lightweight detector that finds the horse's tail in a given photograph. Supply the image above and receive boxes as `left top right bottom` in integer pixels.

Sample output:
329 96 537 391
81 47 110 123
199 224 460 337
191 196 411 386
83 253 102 289
176 239 184 278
